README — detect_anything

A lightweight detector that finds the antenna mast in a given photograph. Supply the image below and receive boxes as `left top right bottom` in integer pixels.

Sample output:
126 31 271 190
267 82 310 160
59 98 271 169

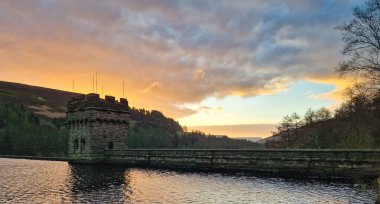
96 72 98 94
92 74 94 93
72 80 75 92
123 80 125 98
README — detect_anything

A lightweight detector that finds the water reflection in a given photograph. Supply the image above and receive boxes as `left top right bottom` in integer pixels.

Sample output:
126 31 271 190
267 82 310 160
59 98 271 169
0 158 377 203
68 164 128 203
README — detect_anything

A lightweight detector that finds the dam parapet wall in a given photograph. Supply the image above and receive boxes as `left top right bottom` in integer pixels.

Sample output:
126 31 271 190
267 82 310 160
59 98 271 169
85 149 380 179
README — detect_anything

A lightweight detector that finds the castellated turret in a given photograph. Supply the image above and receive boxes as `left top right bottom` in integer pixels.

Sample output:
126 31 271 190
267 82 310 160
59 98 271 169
67 93 130 162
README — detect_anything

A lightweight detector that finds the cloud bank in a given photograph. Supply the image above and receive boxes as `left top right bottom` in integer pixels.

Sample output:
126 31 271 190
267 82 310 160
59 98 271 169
0 0 362 119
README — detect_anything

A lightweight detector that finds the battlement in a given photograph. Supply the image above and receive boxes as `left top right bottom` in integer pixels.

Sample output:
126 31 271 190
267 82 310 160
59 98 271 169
67 93 129 113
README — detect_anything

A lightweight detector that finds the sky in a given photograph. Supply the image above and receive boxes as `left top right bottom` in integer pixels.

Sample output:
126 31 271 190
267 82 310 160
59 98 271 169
0 0 363 138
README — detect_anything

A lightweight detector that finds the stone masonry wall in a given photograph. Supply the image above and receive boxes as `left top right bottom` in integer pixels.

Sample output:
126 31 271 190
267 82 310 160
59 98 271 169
67 94 130 161
102 149 380 179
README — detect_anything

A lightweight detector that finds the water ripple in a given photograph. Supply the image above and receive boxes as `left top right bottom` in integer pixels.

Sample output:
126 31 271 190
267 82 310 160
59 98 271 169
0 158 376 203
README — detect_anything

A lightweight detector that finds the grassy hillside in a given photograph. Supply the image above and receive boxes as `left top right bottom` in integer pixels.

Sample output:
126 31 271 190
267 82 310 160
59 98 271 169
0 81 79 117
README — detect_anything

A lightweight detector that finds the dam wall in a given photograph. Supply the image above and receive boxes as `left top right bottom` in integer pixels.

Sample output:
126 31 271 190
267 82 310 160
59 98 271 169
66 95 380 180
93 149 380 179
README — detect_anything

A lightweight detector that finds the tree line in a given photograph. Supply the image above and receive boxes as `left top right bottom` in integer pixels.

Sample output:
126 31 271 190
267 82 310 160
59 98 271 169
0 103 68 156
128 108 262 149
267 85 380 149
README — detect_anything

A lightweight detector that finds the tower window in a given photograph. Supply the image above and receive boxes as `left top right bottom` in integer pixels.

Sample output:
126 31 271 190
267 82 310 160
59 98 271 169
80 139 85 153
108 142 114 150
74 139 78 152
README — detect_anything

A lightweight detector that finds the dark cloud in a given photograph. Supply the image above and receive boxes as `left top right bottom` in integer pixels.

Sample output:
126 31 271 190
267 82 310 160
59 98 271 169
0 0 363 118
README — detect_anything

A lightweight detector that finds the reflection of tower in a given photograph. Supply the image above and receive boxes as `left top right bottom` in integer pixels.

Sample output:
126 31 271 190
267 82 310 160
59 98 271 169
68 164 128 202
67 93 130 163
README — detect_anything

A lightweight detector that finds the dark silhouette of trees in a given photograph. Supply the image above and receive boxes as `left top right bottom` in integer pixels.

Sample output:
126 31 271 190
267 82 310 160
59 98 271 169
272 113 303 147
266 85 380 149
127 108 262 149
337 0 380 87
0 103 68 156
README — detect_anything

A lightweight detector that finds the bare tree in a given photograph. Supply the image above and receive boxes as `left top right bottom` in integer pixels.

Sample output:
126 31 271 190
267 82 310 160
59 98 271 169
337 0 380 88
315 107 332 122
290 113 302 140
273 113 303 147
304 108 316 125
334 83 373 120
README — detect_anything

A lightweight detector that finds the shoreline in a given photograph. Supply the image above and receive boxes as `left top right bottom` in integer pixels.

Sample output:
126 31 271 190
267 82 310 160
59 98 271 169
0 155 67 161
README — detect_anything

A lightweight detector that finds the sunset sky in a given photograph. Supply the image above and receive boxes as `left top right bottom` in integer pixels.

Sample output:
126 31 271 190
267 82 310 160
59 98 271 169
0 0 363 138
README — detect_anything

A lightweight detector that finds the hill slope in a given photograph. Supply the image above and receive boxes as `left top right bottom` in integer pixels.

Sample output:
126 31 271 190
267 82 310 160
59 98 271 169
0 81 79 117
264 90 380 149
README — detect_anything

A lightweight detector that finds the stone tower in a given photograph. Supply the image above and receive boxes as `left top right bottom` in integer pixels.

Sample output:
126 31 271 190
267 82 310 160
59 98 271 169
66 93 130 163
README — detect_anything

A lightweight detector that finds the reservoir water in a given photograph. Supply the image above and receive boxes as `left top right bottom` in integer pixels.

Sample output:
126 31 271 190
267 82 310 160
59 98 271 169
0 158 376 203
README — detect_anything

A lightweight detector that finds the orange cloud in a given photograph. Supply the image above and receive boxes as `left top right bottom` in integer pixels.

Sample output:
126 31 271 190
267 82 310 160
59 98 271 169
306 76 353 109
192 68 206 79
